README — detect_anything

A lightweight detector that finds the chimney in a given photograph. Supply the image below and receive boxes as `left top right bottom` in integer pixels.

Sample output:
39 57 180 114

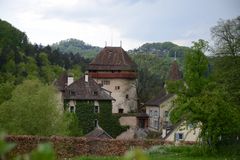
85 72 89 82
120 40 122 47
67 75 74 86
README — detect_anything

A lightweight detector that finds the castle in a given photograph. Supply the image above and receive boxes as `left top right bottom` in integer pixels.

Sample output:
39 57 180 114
88 47 138 113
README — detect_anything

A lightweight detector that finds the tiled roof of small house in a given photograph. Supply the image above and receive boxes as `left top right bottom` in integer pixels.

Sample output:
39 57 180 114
64 76 114 100
168 61 182 81
145 90 174 107
85 127 113 139
54 72 68 91
88 47 137 71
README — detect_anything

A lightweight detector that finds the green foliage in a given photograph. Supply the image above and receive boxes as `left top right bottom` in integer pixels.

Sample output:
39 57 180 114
171 39 240 147
166 80 184 94
51 38 101 59
74 100 126 138
184 39 209 95
129 42 190 60
0 19 87 89
211 16 240 106
64 112 83 136
0 80 67 136
30 143 56 160
131 54 171 102
98 101 128 138
0 132 15 160
69 65 84 80
123 148 149 160
0 82 15 105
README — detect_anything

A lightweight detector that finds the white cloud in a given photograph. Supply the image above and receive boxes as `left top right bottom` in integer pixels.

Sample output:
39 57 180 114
0 0 239 49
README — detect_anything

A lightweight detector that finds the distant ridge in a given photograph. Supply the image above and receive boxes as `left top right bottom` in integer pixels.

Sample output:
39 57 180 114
128 42 191 59
51 38 101 59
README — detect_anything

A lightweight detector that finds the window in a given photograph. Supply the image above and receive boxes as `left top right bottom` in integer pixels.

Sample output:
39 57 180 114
118 108 124 113
164 111 169 117
93 91 98 96
188 123 194 129
94 119 98 127
70 91 75 96
176 133 184 140
102 80 110 85
94 106 99 113
115 86 120 90
149 110 153 116
70 106 75 113
126 94 129 99
154 120 158 129
154 110 158 116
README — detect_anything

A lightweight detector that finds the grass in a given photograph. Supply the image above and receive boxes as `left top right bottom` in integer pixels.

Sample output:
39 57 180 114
74 145 240 160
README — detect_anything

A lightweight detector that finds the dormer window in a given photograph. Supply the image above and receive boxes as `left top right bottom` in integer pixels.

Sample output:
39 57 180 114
70 91 75 96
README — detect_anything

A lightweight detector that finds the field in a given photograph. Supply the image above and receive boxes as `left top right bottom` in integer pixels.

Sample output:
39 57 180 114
74 145 240 160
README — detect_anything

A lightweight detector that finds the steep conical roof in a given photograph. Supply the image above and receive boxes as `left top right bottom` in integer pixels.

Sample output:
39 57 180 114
88 47 137 71
168 60 182 81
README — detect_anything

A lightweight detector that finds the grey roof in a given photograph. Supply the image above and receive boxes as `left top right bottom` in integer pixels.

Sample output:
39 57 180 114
64 76 114 101
54 72 68 91
85 127 113 139
145 90 174 107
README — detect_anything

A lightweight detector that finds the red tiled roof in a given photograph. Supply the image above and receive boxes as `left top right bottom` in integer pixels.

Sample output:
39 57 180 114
168 61 182 81
64 76 114 101
88 47 137 71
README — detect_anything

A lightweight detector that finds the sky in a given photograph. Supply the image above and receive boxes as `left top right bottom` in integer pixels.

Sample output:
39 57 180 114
0 0 239 50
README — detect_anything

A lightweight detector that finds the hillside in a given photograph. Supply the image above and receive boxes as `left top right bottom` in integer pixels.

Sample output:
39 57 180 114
129 42 191 59
51 39 101 59
0 19 89 86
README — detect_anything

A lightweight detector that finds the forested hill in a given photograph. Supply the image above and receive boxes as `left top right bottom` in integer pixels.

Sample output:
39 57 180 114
129 42 191 59
51 39 101 59
0 19 89 86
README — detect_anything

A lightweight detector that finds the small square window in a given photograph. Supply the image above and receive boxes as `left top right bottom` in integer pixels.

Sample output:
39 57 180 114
126 94 129 99
115 86 120 90
118 109 124 113
176 133 184 140
93 91 98 96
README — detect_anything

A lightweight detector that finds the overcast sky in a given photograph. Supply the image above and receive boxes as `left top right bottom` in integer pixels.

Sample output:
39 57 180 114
0 0 239 49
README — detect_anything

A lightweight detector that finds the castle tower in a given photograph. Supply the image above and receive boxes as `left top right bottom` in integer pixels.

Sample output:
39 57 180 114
88 47 138 113
168 60 182 81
